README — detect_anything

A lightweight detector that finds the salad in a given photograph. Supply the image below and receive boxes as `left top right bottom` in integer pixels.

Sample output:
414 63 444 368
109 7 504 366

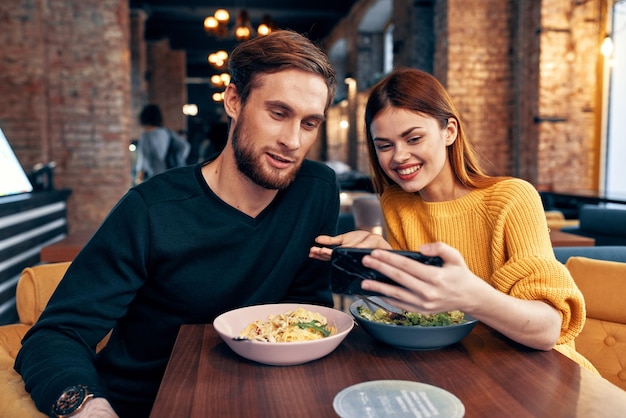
357 305 467 327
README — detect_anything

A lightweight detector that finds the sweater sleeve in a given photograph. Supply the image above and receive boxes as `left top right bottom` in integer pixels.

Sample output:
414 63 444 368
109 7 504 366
380 180 586 345
487 180 586 344
14 190 150 414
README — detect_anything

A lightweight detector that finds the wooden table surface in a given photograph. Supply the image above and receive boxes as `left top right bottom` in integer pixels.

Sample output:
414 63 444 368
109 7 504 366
151 323 626 417
549 229 595 247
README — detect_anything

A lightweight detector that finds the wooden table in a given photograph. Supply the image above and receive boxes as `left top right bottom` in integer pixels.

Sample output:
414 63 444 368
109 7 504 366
150 323 626 417
39 229 94 262
549 229 595 247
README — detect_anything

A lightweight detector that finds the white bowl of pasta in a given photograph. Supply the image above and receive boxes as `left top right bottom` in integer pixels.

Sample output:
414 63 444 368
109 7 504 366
213 303 354 366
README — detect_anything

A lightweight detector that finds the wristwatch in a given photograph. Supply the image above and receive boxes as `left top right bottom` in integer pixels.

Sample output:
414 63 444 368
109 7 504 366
50 384 94 417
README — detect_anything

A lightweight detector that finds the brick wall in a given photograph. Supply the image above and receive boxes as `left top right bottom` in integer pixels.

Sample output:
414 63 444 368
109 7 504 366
0 0 610 233
440 0 602 187
0 0 132 233
130 9 148 142
444 0 515 176
535 0 601 191
433 0 449 86
394 0 435 74
512 0 541 183
147 39 187 133
0 0 50 167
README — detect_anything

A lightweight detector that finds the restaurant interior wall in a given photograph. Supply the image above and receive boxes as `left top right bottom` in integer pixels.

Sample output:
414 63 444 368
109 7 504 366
0 0 616 234
533 0 604 192
442 0 514 176
146 38 187 135
325 105 349 164
0 0 133 234
130 9 149 143
0 1 191 235
326 0 613 195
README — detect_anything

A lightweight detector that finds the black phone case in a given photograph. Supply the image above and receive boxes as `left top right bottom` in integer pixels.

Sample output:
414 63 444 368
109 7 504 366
330 248 443 295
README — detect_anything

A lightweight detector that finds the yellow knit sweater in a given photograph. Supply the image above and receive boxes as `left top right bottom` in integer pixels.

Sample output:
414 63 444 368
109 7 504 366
381 178 597 372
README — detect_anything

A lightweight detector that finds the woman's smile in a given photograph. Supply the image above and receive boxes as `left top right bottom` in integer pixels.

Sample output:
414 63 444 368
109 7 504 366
395 163 422 179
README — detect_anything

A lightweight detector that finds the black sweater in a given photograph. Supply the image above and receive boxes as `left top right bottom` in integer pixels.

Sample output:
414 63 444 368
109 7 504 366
15 160 339 417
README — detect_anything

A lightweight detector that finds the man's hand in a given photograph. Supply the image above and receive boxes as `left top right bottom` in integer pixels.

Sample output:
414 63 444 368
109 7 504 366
72 398 119 418
309 230 392 261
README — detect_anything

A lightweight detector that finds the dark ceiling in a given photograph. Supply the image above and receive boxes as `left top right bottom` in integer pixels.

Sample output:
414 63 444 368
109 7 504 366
130 0 356 78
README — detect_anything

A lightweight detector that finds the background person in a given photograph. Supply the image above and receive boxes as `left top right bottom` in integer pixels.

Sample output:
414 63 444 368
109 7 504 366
16 30 338 418
134 104 190 184
311 67 597 373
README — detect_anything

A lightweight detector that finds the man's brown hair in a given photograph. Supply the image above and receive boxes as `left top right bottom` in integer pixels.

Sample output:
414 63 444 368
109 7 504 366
229 30 337 112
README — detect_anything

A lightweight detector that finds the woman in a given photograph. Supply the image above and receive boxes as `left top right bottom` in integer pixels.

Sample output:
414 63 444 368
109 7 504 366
311 68 596 372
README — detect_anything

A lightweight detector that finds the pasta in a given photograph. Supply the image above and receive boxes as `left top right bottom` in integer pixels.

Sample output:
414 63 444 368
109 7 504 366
239 307 336 342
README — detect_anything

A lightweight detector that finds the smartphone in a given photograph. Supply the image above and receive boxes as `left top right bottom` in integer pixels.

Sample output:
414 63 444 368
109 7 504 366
330 247 443 295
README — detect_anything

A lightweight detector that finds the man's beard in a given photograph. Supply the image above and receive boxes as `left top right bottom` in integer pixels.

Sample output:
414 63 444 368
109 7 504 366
232 113 300 190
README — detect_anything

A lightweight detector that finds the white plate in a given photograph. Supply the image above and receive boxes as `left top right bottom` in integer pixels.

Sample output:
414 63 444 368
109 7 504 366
333 380 465 418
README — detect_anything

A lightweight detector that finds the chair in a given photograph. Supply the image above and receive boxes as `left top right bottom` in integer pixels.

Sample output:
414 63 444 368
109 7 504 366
0 262 71 416
544 210 579 231
566 256 626 391
553 246 626 264
561 204 626 245
0 262 110 416
351 195 385 236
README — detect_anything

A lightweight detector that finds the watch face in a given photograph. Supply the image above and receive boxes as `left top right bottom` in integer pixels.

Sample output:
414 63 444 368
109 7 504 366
53 385 87 415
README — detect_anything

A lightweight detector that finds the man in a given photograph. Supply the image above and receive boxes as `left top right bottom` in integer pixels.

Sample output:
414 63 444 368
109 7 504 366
134 104 190 184
15 30 338 418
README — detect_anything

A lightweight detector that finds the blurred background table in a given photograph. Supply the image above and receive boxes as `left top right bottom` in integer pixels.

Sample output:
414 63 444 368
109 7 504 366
549 229 595 247
39 229 94 263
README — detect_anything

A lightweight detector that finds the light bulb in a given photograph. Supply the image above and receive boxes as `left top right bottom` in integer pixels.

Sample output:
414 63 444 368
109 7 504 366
601 36 614 57
203 16 218 31
214 9 230 23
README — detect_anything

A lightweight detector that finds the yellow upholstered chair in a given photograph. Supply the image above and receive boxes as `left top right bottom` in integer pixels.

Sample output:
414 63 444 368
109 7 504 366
0 262 71 417
567 257 626 391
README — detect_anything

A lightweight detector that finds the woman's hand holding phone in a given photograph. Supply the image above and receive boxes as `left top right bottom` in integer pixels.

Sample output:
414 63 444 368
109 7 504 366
330 248 443 296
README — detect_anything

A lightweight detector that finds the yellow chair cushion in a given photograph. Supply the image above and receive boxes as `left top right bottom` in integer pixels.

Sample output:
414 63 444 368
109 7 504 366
566 256 626 390
0 262 111 417
0 262 71 417
0 344 45 417
0 324 29 360
0 261 72 418
566 257 626 323
16 262 71 326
